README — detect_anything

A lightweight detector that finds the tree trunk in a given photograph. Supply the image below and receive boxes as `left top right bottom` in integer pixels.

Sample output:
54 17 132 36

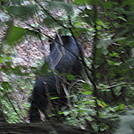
0 122 89 134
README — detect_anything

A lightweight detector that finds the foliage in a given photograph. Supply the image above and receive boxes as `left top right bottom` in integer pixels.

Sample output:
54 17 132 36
0 0 134 133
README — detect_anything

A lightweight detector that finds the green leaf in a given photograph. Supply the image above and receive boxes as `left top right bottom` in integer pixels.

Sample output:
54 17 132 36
109 52 120 58
108 60 122 66
5 57 12 61
74 0 89 4
0 57 4 63
82 83 90 90
6 5 37 20
5 25 27 45
98 100 107 108
103 1 117 9
50 97 60 100
115 37 126 44
128 41 134 47
63 111 70 116
0 56 12 63
1 82 12 91
82 91 92 95
97 19 105 27
71 27 88 37
113 86 122 96
114 104 125 111
66 74 75 80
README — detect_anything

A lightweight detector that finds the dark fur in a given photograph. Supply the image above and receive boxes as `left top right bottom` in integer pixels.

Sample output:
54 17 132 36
29 36 83 122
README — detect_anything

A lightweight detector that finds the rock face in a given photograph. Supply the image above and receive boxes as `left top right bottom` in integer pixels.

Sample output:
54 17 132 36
13 37 49 67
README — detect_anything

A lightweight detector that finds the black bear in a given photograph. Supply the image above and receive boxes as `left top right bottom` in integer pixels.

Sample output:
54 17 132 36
29 35 83 122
